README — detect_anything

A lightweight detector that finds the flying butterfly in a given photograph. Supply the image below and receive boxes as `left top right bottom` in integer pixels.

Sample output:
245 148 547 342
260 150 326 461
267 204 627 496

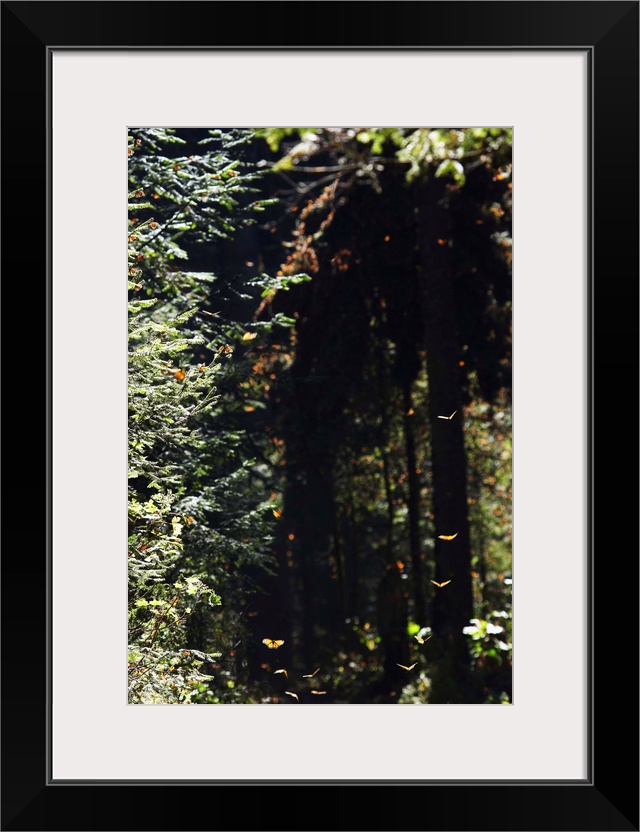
397 662 418 671
302 668 320 678
438 533 458 541
274 668 288 678
284 691 299 701
415 628 432 644
262 639 285 649
311 690 327 695
438 410 457 420
431 580 452 588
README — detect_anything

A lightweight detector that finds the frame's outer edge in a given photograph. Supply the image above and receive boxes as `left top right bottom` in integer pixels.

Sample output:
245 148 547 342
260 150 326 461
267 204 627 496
591 1 639 826
1 1 638 830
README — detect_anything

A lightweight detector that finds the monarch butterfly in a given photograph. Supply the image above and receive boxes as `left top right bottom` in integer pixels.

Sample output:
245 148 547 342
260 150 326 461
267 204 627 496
262 639 285 649
438 410 457 420
438 533 458 541
302 668 320 678
274 668 288 678
431 580 452 588
284 691 299 701
397 662 418 671
272 509 282 519
311 690 327 695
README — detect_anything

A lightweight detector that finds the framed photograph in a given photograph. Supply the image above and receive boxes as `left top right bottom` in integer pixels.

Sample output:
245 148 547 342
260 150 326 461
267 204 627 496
2 1 638 830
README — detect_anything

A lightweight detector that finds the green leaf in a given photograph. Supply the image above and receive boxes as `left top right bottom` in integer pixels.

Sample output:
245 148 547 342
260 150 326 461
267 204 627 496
272 156 294 172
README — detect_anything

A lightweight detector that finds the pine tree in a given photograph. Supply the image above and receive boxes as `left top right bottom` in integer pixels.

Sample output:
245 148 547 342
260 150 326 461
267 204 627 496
127 128 300 703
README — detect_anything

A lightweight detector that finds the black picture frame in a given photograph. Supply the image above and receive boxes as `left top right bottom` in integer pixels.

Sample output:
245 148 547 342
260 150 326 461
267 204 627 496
2 2 638 830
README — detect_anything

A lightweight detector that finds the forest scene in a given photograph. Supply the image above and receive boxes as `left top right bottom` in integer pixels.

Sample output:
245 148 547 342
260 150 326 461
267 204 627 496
127 127 512 705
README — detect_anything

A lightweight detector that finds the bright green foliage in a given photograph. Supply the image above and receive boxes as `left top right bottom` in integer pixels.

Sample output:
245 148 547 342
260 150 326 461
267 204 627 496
395 127 512 184
127 128 290 703
257 126 513 187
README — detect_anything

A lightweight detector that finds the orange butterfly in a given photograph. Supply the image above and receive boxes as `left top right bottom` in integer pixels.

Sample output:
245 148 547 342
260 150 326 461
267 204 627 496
431 580 452 588
274 668 288 678
272 509 282 519
302 668 320 678
242 332 257 341
397 662 418 671
438 410 457 420
438 533 458 541
284 691 299 701
262 639 285 649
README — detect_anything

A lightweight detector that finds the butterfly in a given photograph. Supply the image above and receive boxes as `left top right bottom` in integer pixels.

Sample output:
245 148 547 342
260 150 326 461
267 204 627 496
431 580 452 588
274 668 288 678
302 668 320 678
414 628 432 644
284 691 299 701
438 410 457 420
242 332 257 341
262 639 285 649
272 509 282 519
397 662 418 671
438 533 458 541
310 690 327 695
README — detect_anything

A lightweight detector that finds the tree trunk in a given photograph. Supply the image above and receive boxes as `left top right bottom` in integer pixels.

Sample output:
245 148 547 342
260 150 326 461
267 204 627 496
403 382 427 626
415 175 474 702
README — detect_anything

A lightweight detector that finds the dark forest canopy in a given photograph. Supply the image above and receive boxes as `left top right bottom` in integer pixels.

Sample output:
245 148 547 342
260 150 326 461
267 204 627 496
127 126 512 705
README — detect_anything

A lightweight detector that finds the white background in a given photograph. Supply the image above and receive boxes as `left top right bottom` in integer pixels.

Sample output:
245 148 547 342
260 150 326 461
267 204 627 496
52 51 588 781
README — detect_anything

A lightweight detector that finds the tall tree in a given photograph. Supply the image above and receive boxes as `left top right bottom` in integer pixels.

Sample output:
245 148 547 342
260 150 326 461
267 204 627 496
256 127 512 701
127 127 298 703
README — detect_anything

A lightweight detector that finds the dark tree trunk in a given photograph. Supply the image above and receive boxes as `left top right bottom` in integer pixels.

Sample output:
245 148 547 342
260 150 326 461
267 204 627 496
281 456 337 671
403 382 427 627
275 271 357 671
415 175 474 702
373 564 410 701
